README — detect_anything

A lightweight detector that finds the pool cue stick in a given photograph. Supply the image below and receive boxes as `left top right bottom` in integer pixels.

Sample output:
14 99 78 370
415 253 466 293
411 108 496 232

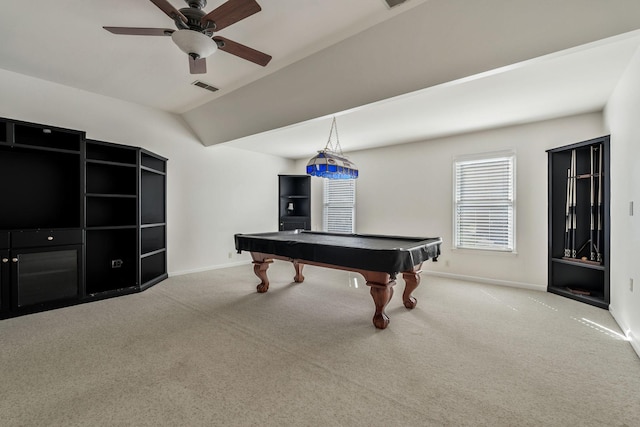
571 149 577 258
590 145 595 261
564 168 571 257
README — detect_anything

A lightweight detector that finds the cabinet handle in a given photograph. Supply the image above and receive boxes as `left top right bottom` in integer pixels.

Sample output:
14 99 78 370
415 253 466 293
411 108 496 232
12 258 18 263
1 258 8 263
47 236 54 241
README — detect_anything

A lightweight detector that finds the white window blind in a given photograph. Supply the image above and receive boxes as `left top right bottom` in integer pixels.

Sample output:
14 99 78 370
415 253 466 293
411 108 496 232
454 154 515 251
323 179 356 233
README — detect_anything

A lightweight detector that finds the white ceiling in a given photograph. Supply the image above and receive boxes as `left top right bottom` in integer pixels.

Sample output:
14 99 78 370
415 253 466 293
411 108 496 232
1 1 640 159
228 31 640 159
0 0 423 113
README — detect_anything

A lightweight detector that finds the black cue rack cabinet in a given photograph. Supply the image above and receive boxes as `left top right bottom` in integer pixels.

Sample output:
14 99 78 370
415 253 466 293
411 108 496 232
547 136 610 309
0 116 168 320
279 175 311 231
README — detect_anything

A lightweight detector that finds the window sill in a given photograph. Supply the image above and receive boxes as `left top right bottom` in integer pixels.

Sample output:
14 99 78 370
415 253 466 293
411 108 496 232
451 247 518 256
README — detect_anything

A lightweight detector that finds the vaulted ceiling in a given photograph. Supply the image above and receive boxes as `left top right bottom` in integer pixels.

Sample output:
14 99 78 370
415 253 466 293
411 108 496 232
1 0 640 159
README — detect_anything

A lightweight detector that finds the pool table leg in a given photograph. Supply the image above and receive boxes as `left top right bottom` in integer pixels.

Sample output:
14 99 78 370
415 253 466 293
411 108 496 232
367 280 396 329
401 264 423 309
251 256 273 293
293 261 305 283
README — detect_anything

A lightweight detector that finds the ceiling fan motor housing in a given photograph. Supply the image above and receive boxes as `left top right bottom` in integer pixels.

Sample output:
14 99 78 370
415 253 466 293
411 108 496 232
185 0 207 9
178 5 212 33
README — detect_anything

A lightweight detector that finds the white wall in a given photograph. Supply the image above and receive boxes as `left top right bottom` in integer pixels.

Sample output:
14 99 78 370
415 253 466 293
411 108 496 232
604 46 640 355
4 66 631 344
0 69 294 275
300 112 606 290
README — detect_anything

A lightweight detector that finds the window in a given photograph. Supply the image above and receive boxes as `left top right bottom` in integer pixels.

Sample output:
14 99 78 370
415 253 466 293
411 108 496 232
323 179 356 233
454 152 515 251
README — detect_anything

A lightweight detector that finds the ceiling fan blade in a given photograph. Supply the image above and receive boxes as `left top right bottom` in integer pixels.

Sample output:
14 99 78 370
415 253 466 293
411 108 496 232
213 36 271 66
189 56 207 74
201 0 261 31
103 26 174 36
150 0 188 24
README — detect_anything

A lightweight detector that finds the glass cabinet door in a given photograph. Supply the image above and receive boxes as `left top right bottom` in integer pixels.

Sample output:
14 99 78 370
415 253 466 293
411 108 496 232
11 247 79 308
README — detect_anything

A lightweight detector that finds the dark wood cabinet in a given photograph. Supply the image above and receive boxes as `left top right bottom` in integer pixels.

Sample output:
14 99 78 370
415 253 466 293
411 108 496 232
547 136 610 309
84 139 139 297
0 230 83 316
1 120 83 230
0 117 167 319
279 175 311 231
10 243 81 311
139 150 168 290
1 232 9 314
1 118 84 318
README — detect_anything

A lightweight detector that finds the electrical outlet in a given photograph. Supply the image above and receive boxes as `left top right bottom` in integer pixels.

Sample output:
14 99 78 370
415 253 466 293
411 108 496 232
228 252 233 259
111 259 123 268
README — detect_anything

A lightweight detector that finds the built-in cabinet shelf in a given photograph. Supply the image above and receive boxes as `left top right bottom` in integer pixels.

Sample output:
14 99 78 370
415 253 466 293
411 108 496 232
279 175 311 231
85 139 139 296
0 117 167 319
139 150 167 290
1 121 83 153
547 136 610 309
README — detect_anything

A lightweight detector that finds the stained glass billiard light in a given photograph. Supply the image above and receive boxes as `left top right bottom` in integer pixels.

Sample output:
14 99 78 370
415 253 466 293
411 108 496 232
306 117 359 179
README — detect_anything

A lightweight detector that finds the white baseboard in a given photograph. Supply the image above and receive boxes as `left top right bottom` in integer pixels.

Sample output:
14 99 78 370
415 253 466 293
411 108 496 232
609 305 640 359
629 333 640 359
423 270 546 292
168 260 251 277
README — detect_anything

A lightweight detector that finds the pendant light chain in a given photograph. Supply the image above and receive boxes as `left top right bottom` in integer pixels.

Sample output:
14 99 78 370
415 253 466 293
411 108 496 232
325 117 344 155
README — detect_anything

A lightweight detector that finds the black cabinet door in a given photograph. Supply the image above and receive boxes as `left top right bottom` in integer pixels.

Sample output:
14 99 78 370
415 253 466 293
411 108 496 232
280 219 309 231
0 251 8 314
10 246 80 309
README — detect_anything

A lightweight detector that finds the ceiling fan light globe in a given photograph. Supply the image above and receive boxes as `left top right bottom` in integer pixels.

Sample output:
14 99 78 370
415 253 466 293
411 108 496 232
171 29 218 59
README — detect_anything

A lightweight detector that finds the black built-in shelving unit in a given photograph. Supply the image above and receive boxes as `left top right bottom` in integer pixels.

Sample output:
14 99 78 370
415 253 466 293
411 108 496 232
0 117 167 319
278 175 311 231
139 149 168 289
547 136 610 309
1 119 84 317
85 139 139 296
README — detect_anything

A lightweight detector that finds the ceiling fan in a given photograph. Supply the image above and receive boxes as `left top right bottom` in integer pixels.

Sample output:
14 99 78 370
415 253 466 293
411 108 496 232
104 0 272 74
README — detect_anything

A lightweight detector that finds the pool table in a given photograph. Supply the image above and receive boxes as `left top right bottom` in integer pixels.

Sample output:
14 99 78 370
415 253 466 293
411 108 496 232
234 230 442 329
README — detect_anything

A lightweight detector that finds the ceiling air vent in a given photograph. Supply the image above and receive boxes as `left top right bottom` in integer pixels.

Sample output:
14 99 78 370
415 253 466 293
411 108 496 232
192 80 219 92
383 0 409 8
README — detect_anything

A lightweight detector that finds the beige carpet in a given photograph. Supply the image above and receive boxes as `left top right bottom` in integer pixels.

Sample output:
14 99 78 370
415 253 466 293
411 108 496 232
1 262 639 426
